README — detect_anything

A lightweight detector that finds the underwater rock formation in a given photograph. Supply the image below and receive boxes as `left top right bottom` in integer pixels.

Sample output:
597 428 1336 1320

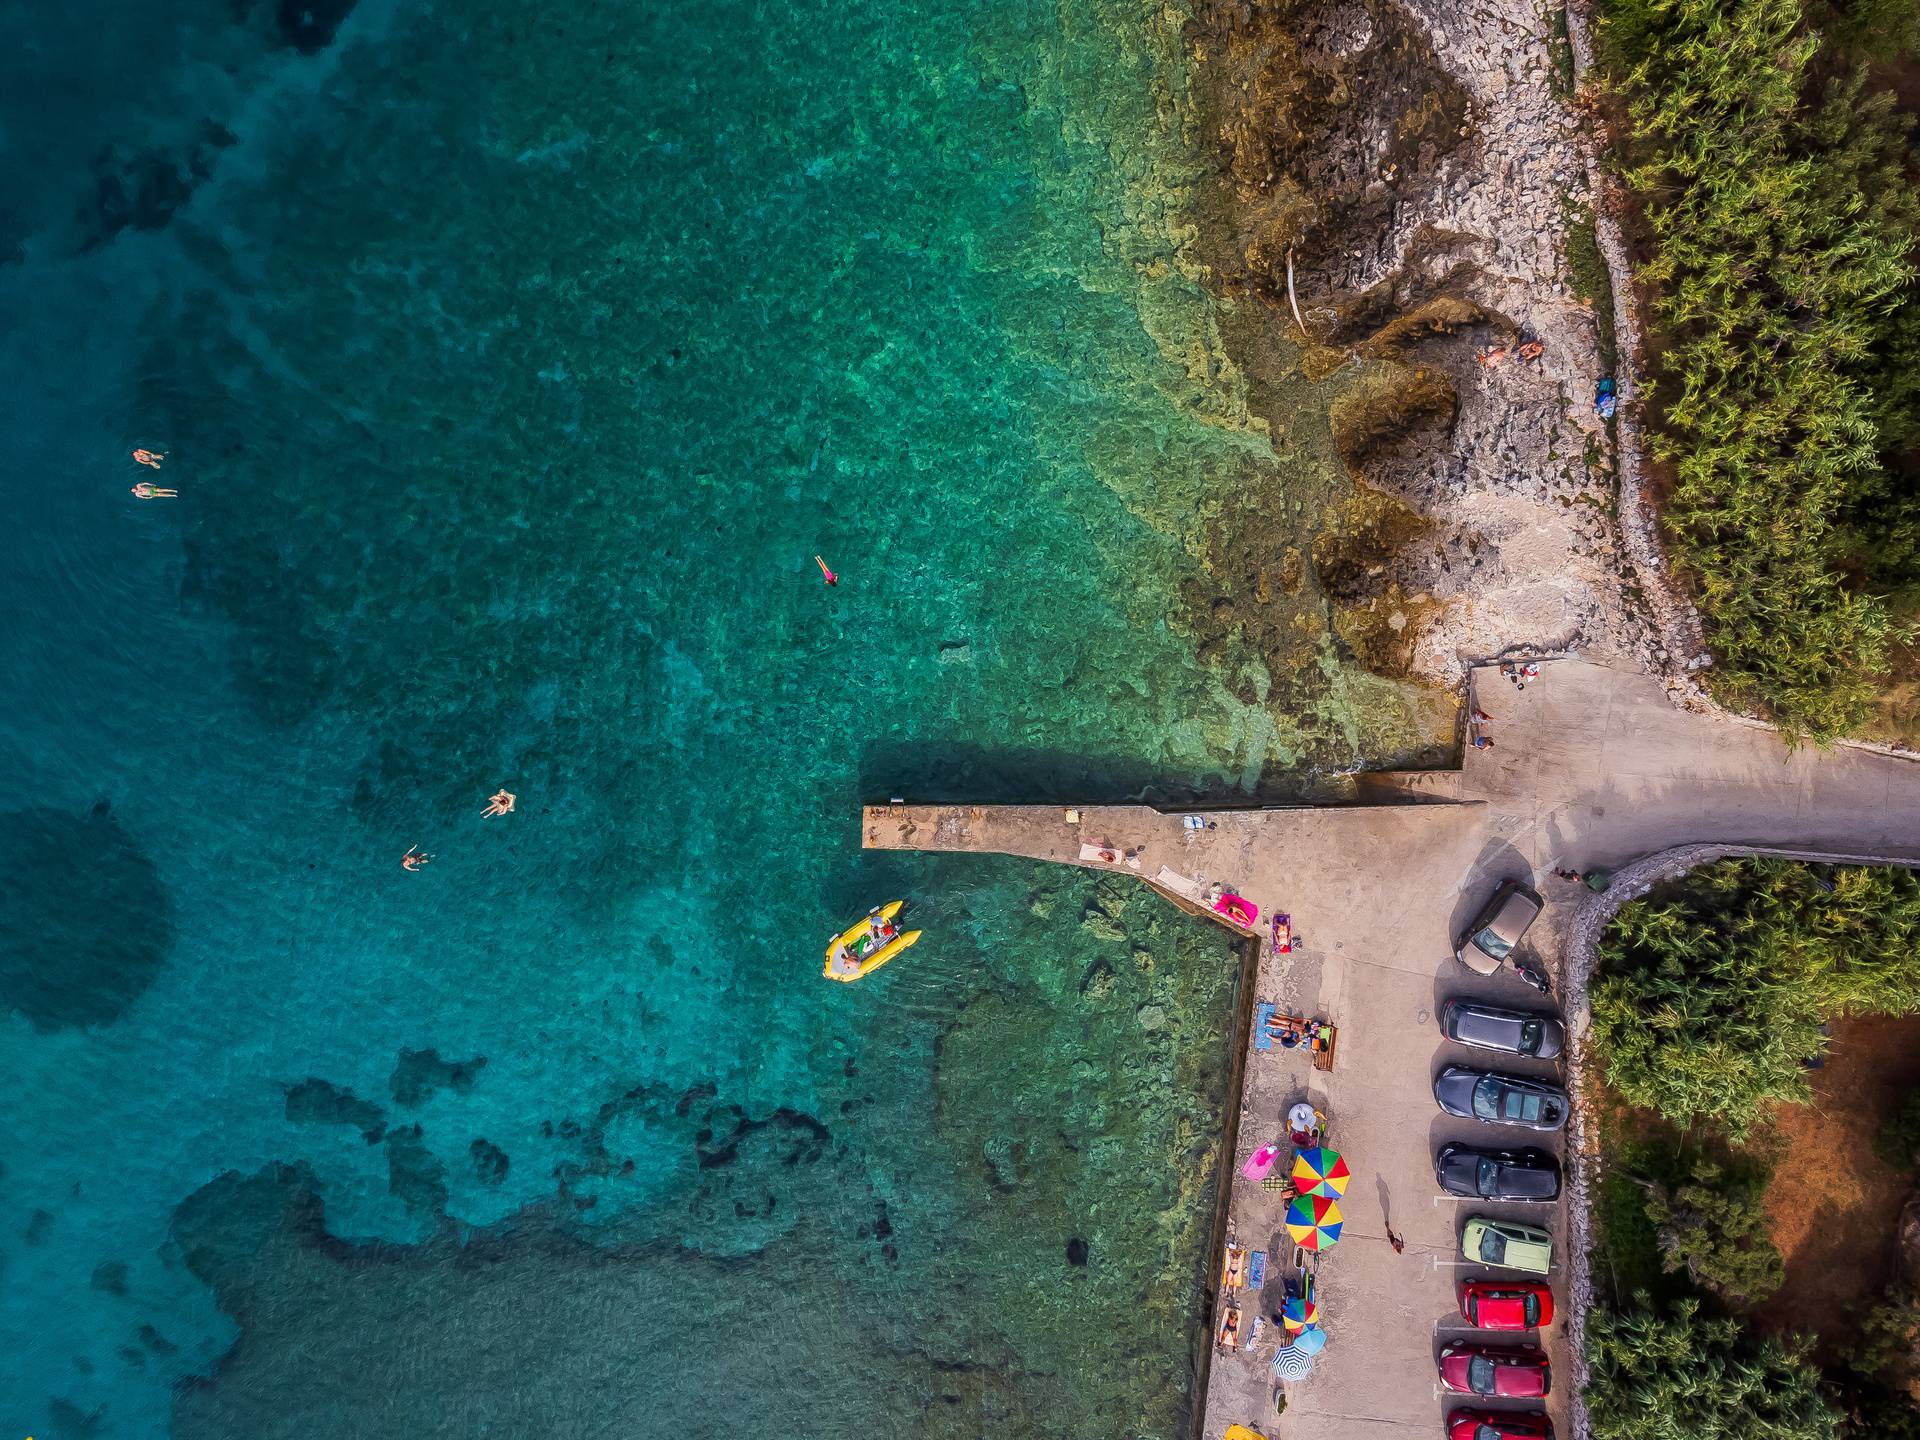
0 806 174 1031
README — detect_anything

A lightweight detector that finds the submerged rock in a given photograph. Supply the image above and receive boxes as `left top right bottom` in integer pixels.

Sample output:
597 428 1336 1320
389 1048 488 1107
0 806 175 1032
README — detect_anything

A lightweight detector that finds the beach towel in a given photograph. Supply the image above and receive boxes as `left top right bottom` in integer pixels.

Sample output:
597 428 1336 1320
1154 866 1205 902
1253 1001 1276 1051
1248 1250 1267 1289
1241 1143 1281 1182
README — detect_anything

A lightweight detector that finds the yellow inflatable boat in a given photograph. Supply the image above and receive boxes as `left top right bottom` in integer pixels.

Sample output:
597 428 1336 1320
823 901 921 982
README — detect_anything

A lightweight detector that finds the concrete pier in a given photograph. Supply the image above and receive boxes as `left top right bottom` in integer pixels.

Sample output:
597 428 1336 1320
863 660 1920 1440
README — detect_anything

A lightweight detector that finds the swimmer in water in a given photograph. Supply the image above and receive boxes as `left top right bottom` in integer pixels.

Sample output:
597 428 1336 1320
483 789 516 818
133 449 166 469
131 482 178 499
815 555 838 586
401 846 432 871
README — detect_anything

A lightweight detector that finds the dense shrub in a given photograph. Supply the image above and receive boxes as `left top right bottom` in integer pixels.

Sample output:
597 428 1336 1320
1643 1160 1785 1305
1587 1297 1840 1440
1596 0 1920 739
1592 858 1920 1134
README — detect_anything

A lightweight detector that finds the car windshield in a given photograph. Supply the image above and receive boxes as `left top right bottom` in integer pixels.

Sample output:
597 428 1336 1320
1479 1228 1507 1263
1475 1424 1504 1440
1473 923 1514 960
1520 1019 1543 1053
1503 1091 1543 1123
1469 1355 1496 1393
1477 1157 1500 1194
1472 1077 1504 1120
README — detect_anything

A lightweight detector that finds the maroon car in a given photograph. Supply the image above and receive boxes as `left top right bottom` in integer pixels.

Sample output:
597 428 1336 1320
1458 1280 1554 1330
1447 1409 1554 1440
1439 1342 1550 1398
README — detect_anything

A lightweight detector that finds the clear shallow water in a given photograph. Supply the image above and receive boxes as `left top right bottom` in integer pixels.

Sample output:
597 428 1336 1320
0 1 1427 1436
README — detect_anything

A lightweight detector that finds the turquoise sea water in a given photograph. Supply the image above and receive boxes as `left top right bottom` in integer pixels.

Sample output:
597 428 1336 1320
0 2 1431 1436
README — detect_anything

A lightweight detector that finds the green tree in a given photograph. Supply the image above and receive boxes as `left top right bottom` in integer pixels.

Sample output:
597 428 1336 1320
1595 0 1920 739
1587 1297 1840 1440
1593 859 1920 1134
1643 1161 1785 1305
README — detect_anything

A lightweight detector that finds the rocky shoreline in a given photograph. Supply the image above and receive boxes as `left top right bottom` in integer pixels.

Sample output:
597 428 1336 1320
1185 0 1709 702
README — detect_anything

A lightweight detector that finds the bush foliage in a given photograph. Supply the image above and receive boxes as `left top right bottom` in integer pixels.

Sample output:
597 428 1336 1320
1593 858 1920 1134
1587 1297 1840 1440
1643 1160 1786 1305
1596 0 1920 739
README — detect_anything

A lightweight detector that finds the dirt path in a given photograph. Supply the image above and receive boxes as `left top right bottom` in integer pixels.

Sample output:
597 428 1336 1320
1758 1015 1920 1345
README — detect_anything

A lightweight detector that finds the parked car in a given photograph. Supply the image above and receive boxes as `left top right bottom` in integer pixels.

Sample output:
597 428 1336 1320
1456 880 1543 976
1440 999 1565 1060
1436 1144 1561 1201
1458 1280 1555 1330
1460 1216 1553 1275
1439 1341 1551 1398
1447 1408 1554 1440
1435 1067 1569 1132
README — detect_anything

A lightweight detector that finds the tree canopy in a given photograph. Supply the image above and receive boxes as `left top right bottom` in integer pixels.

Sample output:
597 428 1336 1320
1596 0 1920 738
1643 1161 1785 1304
1587 1297 1840 1440
1592 858 1920 1135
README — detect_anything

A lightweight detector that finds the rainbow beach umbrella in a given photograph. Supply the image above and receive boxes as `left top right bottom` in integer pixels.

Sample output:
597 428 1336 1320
1291 1146 1350 1199
1280 1292 1320 1333
1284 1193 1345 1251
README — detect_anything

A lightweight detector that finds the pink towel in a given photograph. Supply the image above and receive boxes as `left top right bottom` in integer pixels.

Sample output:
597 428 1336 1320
1242 1143 1281 1181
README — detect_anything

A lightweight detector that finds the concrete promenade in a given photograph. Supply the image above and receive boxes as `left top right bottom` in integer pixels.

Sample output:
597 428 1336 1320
864 659 1920 1440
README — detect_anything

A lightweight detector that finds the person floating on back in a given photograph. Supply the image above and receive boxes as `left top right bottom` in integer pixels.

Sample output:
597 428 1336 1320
401 845 432 871
131 481 178 499
815 554 838 587
133 449 166 469
483 789 516 818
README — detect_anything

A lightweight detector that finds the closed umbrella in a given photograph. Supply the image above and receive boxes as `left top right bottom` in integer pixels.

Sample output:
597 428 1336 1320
1284 1193 1345 1251
1291 1146 1351 1199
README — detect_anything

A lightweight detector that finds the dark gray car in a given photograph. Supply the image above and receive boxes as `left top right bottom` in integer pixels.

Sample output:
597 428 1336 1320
1456 880 1543 976
1436 1144 1561 1201
1440 999 1565 1060
1435 1067 1569 1132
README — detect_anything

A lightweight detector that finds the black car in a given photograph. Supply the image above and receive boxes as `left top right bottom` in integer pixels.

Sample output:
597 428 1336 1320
1436 1144 1561 1201
1440 999 1565 1060
1435 1067 1569 1132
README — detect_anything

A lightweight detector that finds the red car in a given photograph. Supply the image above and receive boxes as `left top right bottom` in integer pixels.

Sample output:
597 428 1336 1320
1439 1342 1550 1398
1458 1280 1554 1330
1447 1409 1554 1440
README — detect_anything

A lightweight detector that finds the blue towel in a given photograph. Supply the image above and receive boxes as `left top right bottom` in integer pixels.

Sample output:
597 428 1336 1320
1254 1002 1275 1050
1248 1250 1266 1289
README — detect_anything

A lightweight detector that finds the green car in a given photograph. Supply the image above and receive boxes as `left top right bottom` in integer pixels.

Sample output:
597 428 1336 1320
1462 1216 1553 1275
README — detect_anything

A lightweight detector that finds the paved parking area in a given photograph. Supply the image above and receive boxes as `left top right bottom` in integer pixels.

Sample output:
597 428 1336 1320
865 658 1920 1440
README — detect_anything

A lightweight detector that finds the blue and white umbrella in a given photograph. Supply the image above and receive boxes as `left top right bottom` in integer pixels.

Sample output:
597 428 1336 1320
1270 1344 1316 1381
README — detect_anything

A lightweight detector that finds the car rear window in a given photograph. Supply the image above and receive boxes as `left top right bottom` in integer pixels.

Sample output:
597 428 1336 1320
1468 1355 1495 1393
1520 1019 1542 1053
1524 1293 1540 1326
1475 1425 1504 1440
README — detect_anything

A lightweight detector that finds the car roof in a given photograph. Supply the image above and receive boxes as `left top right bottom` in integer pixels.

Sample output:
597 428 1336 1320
1485 887 1542 942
